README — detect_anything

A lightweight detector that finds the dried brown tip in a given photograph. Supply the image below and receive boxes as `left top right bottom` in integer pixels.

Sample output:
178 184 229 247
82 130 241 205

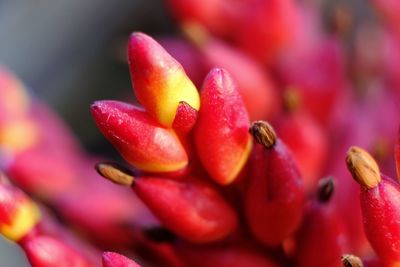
317 176 335 203
249 121 277 148
346 146 381 189
95 162 134 186
341 254 363 267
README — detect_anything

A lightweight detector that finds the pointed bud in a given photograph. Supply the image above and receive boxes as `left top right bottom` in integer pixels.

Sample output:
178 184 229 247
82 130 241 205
295 177 348 267
102 252 140 267
246 121 305 246
128 32 200 127
346 147 400 266
172 101 198 133
194 68 252 185
91 100 188 172
134 176 238 243
355 173 400 265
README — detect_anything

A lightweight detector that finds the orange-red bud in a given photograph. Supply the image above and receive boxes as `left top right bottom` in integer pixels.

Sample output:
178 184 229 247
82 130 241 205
194 68 252 185
128 32 200 127
91 100 188 172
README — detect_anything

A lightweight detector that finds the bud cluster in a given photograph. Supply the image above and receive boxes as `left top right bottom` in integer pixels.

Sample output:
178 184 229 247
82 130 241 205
1 0 400 266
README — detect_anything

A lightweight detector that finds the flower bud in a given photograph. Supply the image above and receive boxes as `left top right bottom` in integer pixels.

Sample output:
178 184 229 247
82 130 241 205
91 100 188 172
128 32 200 127
194 68 252 185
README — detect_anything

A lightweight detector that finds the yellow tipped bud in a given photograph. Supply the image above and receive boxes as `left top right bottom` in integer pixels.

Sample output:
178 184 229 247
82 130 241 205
0 199 40 241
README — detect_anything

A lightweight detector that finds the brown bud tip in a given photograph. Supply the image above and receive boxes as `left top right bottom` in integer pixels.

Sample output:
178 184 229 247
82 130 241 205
249 121 277 148
346 146 381 189
317 176 335 203
95 162 135 186
341 254 363 267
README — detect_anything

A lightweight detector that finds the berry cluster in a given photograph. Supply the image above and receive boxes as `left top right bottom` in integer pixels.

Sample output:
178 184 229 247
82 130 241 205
0 0 400 266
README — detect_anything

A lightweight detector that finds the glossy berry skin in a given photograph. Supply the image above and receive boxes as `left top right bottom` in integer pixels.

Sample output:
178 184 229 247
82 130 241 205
128 32 200 127
360 175 400 266
102 252 140 267
91 100 188 173
194 68 252 185
133 176 238 243
245 138 305 246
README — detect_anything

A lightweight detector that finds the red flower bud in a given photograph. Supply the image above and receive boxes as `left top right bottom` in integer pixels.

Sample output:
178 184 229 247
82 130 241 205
128 32 200 127
135 177 238 243
246 121 305 246
96 163 238 243
91 100 188 172
172 101 198 133
194 68 252 185
295 178 348 267
346 146 400 266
